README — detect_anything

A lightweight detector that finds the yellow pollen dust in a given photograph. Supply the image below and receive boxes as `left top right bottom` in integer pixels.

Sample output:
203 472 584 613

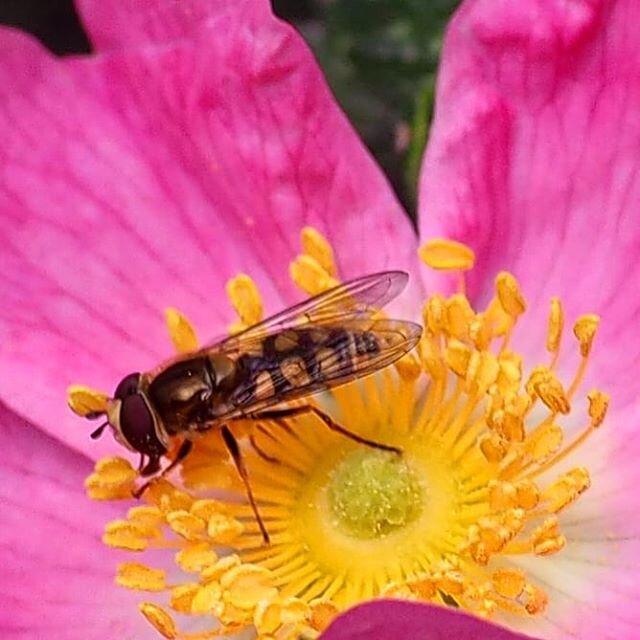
83 228 607 640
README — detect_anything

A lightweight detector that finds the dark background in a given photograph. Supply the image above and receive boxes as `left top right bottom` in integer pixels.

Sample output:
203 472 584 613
0 0 460 217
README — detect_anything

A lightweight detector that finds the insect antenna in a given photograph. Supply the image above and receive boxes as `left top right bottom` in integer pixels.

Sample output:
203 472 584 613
90 422 109 440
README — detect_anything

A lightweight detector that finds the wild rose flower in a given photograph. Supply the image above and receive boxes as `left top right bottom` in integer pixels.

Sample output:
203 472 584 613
0 1 637 640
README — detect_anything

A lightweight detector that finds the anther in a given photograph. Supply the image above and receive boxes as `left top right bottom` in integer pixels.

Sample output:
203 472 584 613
301 227 337 277
139 602 178 639
495 272 526 319
526 423 563 462
116 562 167 591
465 350 500 395
226 274 263 327
446 294 474 339
488 481 517 510
254 599 284 635
543 467 590 513
220 565 277 610
479 433 509 463
128 505 164 525
290 254 338 295
170 583 200 613
67 384 109 417
164 308 199 353
419 238 476 271
573 314 600 357
85 457 138 500
207 513 244 544
492 568 526 599
103 520 154 551
418 339 446 379
279 597 311 625
445 340 472 378
497 353 523 390
546 298 564 356
175 542 218 573
423 295 447 335
469 312 495 350
167 511 206 541
526 368 570 414
587 390 609 427
191 582 223 615
395 352 422 380
309 600 340 631
200 554 242 584
523 585 548 615
515 479 540 510
531 517 565 556
93 457 138 484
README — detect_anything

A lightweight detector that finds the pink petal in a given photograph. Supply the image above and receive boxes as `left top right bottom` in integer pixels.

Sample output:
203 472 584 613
419 0 640 634
75 0 246 50
0 405 153 639
419 0 639 399
320 600 540 640
0 2 421 459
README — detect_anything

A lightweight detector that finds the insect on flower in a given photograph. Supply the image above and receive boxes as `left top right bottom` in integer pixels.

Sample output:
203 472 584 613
71 271 422 543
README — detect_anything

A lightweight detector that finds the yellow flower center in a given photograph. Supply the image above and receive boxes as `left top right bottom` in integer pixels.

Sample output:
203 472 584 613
328 449 422 539
73 228 608 640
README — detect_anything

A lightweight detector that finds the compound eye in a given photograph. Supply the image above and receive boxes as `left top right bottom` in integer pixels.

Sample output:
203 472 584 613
114 372 141 400
119 394 165 456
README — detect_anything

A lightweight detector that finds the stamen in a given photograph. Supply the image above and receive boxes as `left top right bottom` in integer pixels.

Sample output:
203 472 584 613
495 272 526 319
289 254 338 295
226 274 263 334
116 562 167 591
301 226 337 277
165 308 199 353
588 389 609 427
103 519 156 551
85 457 137 500
139 603 178 639
492 568 526 599
419 238 476 271
526 367 570 414
419 239 475 294
67 384 109 417
573 314 600 357
546 298 563 367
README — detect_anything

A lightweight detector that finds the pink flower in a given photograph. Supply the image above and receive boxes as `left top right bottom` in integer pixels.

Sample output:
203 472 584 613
0 1 637 639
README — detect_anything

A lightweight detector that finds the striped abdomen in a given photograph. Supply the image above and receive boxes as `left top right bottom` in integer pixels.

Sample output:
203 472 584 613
229 327 381 410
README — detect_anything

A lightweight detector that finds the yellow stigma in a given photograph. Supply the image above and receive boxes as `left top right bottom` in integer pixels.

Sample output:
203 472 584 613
328 449 423 539
82 228 606 639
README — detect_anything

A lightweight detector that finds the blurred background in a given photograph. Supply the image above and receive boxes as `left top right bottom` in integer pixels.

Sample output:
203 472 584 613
1 0 461 219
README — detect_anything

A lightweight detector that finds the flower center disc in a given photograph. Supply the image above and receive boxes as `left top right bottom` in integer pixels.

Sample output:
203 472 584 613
328 449 423 539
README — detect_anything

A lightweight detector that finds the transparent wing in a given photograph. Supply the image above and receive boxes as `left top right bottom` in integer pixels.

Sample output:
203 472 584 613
217 270 409 351
219 317 422 420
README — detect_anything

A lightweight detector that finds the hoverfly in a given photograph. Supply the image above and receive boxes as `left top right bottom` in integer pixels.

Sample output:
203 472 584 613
80 271 422 543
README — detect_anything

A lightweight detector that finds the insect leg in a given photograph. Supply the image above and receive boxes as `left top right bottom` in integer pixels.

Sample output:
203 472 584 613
161 439 193 477
221 425 270 545
140 455 162 476
132 440 193 499
249 406 402 454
